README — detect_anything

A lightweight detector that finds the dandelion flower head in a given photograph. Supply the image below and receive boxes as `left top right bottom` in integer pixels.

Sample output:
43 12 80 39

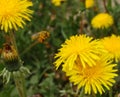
101 34 120 62
52 0 65 6
85 0 94 9
54 34 105 70
0 0 33 32
65 56 118 94
91 13 114 29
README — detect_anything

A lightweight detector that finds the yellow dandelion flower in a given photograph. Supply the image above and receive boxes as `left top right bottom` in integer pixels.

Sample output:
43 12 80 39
54 34 105 70
91 13 114 29
0 0 33 32
101 34 120 62
51 0 65 6
65 56 118 94
85 0 94 9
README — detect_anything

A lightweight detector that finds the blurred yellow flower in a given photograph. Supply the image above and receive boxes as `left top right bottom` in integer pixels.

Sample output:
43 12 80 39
85 0 94 8
52 0 65 6
0 0 33 32
91 13 114 29
54 34 105 70
101 35 120 62
65 56 118 94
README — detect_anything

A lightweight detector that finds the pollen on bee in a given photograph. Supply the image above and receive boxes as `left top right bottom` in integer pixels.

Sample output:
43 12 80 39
31 31 50 43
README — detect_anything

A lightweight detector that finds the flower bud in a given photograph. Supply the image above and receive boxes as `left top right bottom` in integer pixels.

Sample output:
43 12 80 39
1 43 20 72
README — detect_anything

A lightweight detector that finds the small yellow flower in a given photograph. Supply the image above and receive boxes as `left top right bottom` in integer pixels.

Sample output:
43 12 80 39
101 35 120 62
0 0 33 32
54 34 105 70
85 0 94 8
65 56 118 94
91 13 114 29
51 0 65 6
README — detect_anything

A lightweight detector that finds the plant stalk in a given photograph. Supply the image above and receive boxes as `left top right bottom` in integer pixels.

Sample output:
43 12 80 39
9 31 27 97
13 72 27 97
91 91 96 97
20 41 38 56
79 88 85 97
103 0 109 13
109 88 112 97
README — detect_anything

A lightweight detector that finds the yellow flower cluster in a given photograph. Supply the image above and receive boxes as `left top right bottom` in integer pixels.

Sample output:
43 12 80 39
0 0 33 32
54 34 119 94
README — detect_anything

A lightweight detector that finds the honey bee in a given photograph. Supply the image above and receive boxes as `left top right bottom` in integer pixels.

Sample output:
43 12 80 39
31 31 50 43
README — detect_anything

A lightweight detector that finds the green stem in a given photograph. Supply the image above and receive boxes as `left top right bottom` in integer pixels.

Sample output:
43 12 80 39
9 31 19 54
74 88 79 97
20 41 38 56
13 72 27 97
61 28 68 39
112 25 118 34
109 88 112 97
103 0 109 13
9 31 27 97
9 31 22 61
108 0 112 8
91 91 96 97
79 88 85 97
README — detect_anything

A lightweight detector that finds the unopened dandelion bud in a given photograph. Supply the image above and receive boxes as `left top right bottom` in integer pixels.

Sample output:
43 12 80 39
1 43 20 72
